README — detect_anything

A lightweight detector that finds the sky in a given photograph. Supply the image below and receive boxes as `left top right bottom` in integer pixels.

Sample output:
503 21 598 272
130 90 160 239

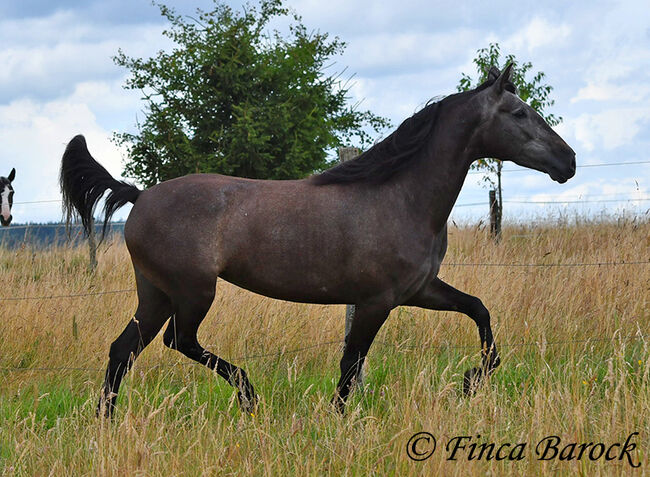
1 0 649 225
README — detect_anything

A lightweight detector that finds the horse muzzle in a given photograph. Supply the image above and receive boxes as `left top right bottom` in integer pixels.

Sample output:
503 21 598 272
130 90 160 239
0 214 12 226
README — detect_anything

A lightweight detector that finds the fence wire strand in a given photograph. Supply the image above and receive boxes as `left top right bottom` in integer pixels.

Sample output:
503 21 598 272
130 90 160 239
0 259 647 302
1 335 646 374
1 244 648 372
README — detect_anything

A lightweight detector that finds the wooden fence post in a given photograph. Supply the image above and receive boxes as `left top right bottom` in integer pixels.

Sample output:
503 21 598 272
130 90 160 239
338 146 363 388
489 189 501 240
87 216 98 272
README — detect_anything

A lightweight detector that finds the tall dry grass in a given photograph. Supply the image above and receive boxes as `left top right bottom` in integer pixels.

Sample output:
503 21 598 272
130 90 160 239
0 217 648 476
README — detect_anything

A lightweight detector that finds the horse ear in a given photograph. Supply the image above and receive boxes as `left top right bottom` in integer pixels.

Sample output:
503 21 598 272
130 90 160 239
495 63 514 94
8 168 15 182
487 66 501 82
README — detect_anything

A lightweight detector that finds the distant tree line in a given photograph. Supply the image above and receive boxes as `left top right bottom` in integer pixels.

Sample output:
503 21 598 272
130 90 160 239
0 223 125 249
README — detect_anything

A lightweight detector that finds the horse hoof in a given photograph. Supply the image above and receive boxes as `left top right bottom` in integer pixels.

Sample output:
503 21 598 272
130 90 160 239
96 402 114 419
237 390 258 414
330 395 346 415
463 367 483 396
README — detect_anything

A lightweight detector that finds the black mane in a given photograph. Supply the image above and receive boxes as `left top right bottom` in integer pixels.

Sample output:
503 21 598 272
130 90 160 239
312 74 510 186
311 100 443 185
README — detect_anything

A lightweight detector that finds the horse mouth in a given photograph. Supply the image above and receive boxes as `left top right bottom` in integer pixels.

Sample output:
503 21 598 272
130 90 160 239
549 158 576 184
0 215 11 226
552 173 569 184
551 167 575 184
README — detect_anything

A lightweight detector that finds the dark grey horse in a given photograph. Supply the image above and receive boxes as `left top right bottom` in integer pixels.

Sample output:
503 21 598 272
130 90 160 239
1 168 15 226
60 65 575 417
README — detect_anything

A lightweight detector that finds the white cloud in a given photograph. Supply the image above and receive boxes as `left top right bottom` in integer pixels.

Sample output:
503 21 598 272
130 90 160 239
2 0 649 225
505 17 571 52
571 108 650 151
515 173 553 189
0 11 167 103
528 178 648 204
344 28 480 74
571 82 650 103
0 92 134 223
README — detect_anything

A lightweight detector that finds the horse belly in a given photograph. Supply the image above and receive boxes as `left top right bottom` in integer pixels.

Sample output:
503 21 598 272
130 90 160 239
217 223 426 305
218 245 360 304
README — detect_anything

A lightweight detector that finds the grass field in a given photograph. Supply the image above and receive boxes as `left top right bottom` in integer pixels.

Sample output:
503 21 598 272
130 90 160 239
1 217 648 476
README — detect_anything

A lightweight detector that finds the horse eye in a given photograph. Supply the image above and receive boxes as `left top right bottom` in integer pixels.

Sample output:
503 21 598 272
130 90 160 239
513 109 527 118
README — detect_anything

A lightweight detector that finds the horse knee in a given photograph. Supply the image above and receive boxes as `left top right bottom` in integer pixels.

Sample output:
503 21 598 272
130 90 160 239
163 327 192 353
108 340 127 363
469 297 490 325
163 322 199 358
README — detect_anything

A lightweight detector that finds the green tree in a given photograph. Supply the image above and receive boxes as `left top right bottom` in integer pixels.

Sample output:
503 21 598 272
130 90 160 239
114 0 390 187
457 43 562 236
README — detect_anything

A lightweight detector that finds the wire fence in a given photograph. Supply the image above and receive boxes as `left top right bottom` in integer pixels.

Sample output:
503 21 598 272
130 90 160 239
1 333 647 374
1 259 647 374
5 160 650 207
0 259 647 303
7 195 650 213
454 197 650 208
466 159 650 175
2 163 649 375
0 258 647 303
0 339 346 373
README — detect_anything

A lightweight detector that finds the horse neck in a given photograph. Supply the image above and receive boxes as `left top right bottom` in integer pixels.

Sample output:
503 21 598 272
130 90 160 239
393 103 477 232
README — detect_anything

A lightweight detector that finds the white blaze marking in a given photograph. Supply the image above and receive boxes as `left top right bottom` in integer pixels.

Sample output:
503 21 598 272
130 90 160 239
0 187 10 221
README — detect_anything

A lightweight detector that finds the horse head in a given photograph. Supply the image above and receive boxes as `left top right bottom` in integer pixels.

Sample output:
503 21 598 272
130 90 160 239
471 64 576 183
1 168 15 226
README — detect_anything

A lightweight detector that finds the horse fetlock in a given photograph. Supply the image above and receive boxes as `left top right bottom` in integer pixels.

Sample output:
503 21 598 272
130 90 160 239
489 354 501 370
481 346 500 369
331 391 347 414
462 366 484 397
96 392 117 419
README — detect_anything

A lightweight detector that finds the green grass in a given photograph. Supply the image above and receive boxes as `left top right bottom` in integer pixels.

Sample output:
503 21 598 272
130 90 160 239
1 219 648 475
2 339 648 475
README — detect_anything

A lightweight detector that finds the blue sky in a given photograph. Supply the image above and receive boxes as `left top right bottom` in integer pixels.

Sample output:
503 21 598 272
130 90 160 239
1 0 649 224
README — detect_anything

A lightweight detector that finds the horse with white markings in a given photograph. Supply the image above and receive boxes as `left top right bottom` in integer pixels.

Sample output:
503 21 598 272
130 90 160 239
1 168 15 227
60 65 575 417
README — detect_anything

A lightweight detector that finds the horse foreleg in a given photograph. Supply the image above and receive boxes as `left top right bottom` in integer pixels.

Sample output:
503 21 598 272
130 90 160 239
406 277 500 395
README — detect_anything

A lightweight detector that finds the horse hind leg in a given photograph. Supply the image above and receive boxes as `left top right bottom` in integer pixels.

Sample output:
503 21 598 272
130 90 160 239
98 269 173 418
162 284 257 413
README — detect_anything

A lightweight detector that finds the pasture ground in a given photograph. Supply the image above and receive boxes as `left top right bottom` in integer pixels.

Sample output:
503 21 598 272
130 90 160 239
0 216 648 476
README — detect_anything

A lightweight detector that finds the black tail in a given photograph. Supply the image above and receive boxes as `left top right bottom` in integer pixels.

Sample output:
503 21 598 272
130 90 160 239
60 135 141 241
